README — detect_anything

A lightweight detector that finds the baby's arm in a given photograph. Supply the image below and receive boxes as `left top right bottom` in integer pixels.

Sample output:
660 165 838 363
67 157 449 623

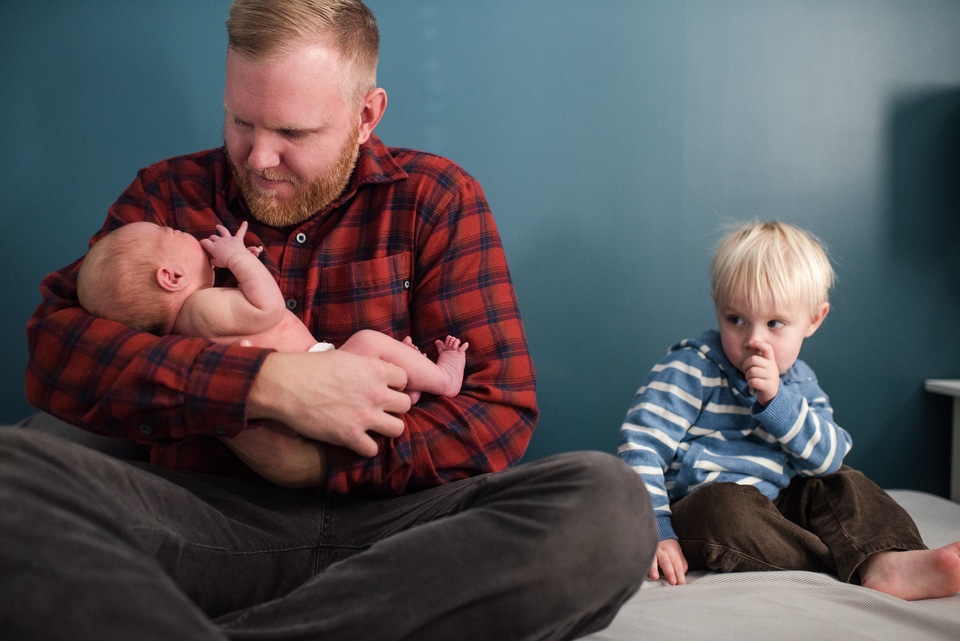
176 222 287 338
201 222 281 313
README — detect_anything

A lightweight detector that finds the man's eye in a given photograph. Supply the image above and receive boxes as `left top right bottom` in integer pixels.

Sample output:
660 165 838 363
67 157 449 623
279 129 307 140
233 117 252 128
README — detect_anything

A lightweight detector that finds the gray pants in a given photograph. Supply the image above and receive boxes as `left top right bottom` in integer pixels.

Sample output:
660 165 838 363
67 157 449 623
671 466 927 583
0 428 655 641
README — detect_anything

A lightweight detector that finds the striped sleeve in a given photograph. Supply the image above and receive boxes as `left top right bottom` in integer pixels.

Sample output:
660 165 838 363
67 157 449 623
618 347 709 539
753 364 852 477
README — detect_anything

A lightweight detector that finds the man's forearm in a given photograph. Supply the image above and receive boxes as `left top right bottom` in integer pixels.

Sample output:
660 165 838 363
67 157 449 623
219 425 327 488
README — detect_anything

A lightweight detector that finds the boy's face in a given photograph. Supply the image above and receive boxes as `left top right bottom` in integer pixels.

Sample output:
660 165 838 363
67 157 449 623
715 297 829 377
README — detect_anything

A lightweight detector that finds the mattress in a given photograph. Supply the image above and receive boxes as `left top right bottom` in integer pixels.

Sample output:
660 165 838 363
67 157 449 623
586 490 960 641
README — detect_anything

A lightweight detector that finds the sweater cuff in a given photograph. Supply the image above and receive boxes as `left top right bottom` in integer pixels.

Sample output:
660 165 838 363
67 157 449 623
657 514 678 540
752 386 798 439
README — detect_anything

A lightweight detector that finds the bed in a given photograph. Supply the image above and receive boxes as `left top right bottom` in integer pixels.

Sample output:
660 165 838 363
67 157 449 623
12 413 960 639
585 489 960 641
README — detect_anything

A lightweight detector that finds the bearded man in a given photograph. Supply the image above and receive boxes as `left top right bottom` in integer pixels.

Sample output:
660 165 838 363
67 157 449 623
10 1 656 639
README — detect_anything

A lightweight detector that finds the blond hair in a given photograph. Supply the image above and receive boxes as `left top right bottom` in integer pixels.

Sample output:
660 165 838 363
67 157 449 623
226 0 379 105
77 224 179 336
710 220 835 316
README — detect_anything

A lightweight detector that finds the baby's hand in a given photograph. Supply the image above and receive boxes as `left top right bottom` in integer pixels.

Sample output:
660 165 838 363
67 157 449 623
742 339 780 406
201 221 251 268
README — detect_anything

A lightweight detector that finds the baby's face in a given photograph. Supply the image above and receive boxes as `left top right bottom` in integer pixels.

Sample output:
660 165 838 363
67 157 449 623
715 297 820 376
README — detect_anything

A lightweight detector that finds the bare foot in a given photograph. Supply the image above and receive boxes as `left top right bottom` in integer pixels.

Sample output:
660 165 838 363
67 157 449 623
859 542 960 600
434 336 469 397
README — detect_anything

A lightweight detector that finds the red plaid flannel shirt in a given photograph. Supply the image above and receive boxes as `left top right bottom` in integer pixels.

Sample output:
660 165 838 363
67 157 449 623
25 135 538 494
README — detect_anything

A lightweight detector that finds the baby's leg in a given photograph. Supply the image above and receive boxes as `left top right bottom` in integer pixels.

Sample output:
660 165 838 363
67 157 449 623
340 330 468 399
859 543 960 600
433 336 469 397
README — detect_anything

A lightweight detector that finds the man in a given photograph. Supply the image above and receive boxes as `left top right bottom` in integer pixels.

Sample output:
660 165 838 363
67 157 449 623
4 1 655 639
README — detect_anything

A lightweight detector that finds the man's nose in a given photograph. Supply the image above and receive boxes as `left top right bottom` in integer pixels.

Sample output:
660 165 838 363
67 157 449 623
247 132 281 170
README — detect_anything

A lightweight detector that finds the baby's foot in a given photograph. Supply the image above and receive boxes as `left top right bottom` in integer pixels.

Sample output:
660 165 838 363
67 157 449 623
860 542 960 600
434 336 469 397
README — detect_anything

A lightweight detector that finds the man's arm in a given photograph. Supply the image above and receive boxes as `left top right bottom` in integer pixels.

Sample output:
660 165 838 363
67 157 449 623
211 316 411 488
26 155 410 478
26 257 267 444
246 350 410 457
26 159 264 446
315 159 539 494
219 421 327 488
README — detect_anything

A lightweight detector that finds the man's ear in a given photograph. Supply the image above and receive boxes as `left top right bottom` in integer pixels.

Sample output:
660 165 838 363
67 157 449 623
156 266 188 292
356 87 387 145
804 302 831 337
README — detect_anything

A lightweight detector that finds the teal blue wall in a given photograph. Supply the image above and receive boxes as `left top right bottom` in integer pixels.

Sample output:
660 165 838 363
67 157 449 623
3 1 959 495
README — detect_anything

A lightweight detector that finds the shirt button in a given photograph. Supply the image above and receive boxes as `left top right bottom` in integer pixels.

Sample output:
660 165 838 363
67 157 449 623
403 280 411 289
138 424 153 435
214 425 227 437
295 232 307 244
286 298 298 310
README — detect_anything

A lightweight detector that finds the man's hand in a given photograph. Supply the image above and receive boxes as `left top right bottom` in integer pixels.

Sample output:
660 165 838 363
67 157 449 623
247 350 411 457
741 339 780 406
650 538 689 585
220 422 326 488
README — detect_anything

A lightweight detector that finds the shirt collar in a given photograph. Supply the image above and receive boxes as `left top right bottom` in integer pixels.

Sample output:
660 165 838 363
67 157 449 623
352 133 408 188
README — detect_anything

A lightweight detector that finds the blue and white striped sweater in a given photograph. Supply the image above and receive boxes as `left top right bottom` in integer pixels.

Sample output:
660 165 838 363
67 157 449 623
617 330 852 540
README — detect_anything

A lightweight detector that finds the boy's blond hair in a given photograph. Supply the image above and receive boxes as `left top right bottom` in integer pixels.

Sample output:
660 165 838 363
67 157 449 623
710 220 835 316
77 225 179 336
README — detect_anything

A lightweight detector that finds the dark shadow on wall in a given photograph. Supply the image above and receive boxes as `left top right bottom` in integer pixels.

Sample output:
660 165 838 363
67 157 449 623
888 89 960 274
862 89 960 494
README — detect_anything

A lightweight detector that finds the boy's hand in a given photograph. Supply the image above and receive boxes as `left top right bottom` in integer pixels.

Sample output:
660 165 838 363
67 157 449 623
650 538 688 585
201 221 252 268
742 339 780 406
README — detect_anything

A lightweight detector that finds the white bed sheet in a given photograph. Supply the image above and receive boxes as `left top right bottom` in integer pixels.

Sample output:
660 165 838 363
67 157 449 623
586 490 960 641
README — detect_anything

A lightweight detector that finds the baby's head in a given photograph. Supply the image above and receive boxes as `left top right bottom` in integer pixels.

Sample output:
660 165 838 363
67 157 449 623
78 222 212 335
710 220 834 374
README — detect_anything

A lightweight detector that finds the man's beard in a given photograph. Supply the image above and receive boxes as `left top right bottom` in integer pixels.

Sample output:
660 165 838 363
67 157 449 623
227 128 360 228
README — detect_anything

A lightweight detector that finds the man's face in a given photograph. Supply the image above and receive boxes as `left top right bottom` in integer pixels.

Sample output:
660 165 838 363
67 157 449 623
223 44 363 227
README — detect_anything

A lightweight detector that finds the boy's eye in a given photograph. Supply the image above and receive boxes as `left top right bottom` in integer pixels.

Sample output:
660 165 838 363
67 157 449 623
767 320 785 329
727 315 744 326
